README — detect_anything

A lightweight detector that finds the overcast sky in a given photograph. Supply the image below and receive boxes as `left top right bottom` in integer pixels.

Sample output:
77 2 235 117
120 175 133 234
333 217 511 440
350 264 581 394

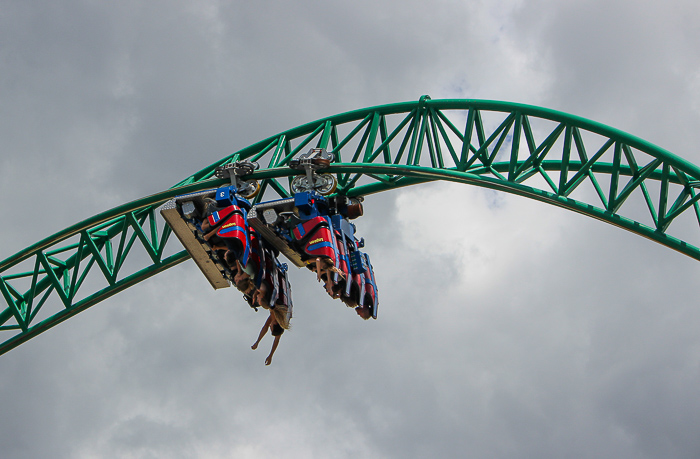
3 1 700 458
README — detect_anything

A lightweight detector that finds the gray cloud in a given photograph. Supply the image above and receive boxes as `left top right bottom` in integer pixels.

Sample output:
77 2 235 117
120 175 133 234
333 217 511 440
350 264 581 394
3 1 700 458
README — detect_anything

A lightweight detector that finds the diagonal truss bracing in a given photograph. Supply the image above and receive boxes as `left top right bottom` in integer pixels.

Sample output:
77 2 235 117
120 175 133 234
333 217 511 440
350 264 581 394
3 96 700 355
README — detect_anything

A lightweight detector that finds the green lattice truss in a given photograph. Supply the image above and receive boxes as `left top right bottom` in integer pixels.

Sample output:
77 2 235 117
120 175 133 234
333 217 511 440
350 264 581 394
3 96 700 355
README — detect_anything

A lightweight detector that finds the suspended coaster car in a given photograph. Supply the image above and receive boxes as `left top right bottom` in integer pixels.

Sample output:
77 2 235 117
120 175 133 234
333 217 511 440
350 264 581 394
160 152 379 319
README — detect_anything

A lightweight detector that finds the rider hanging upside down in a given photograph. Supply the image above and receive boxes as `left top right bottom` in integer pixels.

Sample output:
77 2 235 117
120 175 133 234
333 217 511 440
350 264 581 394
309 256 345 297
250 264 292 366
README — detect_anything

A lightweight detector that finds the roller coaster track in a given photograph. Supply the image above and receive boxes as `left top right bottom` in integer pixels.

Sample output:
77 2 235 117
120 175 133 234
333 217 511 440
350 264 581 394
3 95 700 355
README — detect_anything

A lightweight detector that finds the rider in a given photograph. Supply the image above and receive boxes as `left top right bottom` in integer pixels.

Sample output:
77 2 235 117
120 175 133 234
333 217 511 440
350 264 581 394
249 272 292 365
250 292 287 365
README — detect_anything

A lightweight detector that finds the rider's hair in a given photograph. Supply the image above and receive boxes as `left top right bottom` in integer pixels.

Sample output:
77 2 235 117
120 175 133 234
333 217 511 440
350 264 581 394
271 306 291 330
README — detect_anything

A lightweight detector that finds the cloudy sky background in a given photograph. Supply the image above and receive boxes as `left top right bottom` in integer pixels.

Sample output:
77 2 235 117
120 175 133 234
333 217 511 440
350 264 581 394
3 1 700 458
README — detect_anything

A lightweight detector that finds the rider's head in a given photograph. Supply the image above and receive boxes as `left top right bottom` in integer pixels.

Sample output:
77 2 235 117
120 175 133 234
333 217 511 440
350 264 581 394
253 281 271 309
235 276 253 295
355 305 372 320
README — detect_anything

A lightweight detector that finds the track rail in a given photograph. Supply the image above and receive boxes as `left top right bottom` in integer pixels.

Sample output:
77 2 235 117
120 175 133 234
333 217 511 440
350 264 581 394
3 96 700 354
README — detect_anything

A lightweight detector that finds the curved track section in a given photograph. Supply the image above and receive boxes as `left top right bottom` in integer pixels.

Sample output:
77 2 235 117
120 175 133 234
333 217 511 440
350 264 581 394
3 95 700 354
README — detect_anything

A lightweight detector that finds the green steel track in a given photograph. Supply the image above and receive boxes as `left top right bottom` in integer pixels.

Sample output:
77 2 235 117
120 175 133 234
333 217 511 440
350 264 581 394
3 95 700 355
